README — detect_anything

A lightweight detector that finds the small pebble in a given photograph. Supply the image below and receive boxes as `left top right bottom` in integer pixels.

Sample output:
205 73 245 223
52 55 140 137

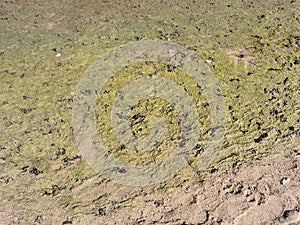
56 53 61 57
280 177 290 185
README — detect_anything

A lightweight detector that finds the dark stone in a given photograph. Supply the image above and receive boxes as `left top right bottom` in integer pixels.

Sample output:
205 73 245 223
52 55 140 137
29 167 43 175
96 207 106 216
232 116 238 122
254 133 268 143
248 148 257 154
21 108 35 114
21 165 29 172
154 200 163 207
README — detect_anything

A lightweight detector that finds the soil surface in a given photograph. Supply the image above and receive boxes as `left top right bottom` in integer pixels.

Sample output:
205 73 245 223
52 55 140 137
0 0 299 224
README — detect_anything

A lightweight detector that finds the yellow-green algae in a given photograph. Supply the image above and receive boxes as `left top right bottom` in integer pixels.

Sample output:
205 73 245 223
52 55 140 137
96 61 211 167
0 0 299 223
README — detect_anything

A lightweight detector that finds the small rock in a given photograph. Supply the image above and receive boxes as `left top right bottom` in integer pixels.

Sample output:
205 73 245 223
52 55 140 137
280 177 290 185
154 200 163 207
29 167 43 175
247 195 255 202
0 157 6 164
51 164 61 171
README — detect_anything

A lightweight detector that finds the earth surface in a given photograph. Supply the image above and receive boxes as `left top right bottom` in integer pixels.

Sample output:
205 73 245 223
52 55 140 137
0 0 299 224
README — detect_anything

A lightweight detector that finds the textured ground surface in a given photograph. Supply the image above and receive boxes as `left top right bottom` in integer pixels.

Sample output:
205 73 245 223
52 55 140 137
0 0 299 224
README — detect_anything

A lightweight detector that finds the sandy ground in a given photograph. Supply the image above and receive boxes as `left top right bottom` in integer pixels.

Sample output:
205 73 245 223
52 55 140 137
0 0 299 224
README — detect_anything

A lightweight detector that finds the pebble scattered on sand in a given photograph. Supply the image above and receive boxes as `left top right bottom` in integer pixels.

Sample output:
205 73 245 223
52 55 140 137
280 177 290 185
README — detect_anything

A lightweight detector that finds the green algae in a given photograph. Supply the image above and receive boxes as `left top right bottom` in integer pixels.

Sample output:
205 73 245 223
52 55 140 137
0 0 299 223
95 61 211 167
